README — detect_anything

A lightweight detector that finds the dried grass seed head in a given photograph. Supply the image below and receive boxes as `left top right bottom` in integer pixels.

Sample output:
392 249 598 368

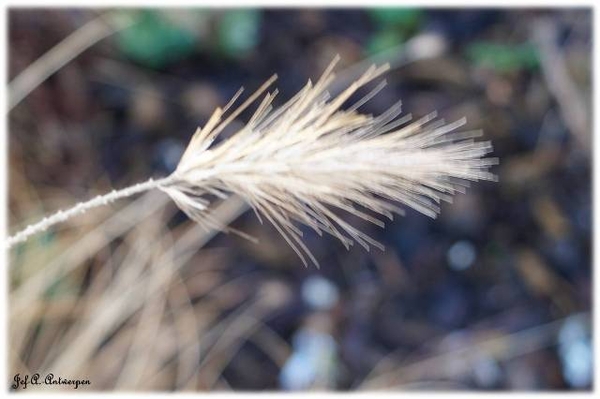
159 56 497 267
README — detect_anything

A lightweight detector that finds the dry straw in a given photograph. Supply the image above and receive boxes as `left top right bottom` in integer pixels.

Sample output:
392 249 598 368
7 57 496 266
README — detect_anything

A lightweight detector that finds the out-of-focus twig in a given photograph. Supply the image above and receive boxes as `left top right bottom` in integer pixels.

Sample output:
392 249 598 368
9 190 170 317
8 12 135 111
359 312 590 390
532 19 590 150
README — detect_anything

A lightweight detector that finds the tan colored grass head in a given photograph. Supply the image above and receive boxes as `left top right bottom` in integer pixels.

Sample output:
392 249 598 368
158 56 497 266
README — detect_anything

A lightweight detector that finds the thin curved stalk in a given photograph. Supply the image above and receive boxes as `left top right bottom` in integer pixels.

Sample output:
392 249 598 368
7 176 175 248
8 12 134 111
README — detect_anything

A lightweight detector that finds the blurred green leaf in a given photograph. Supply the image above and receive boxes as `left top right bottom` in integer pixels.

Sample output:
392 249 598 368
369 8 423 31
217 10 261 59
117 10 197 69
367 29 405 56
466 42 540 73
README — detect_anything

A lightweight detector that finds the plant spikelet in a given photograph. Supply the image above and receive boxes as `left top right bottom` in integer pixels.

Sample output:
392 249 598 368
158 57 497 267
